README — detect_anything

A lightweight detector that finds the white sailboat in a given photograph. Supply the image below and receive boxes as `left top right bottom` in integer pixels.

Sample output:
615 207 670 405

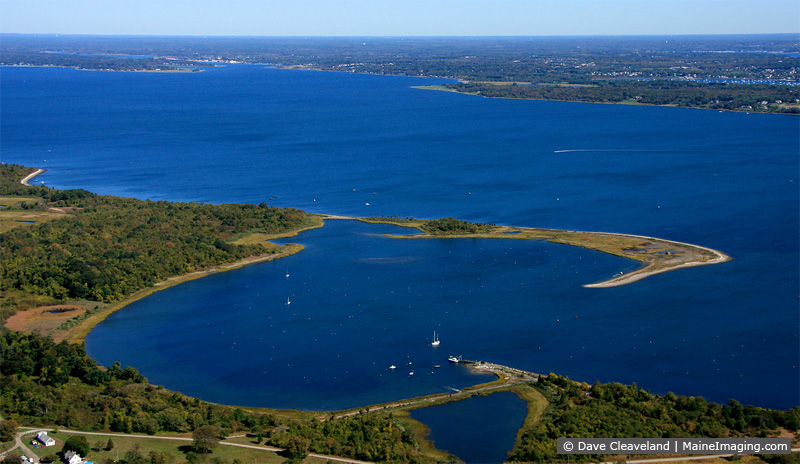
431 331 440 346
285 296 291 306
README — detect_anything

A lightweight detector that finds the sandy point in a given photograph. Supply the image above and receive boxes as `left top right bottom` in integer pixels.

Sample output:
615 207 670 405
20 168 46 186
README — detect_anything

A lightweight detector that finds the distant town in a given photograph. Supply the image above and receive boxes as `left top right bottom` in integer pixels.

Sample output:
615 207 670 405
1 33 798 112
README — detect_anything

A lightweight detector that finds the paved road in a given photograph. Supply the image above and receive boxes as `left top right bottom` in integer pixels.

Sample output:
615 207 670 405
5 429 42 462
2 427 373 464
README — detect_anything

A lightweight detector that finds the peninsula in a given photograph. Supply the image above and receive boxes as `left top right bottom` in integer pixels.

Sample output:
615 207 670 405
2 165 730 344
353 216 731 287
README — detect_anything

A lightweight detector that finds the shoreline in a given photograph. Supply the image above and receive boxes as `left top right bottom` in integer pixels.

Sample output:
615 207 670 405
3 175 732 401
20 168 45 185
413 84 799 115
352 217 732 288
8 193 731 342
64 221 324 343
580 231 732 287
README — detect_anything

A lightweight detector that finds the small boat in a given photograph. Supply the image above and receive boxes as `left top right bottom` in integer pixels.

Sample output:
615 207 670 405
285 296 291 306
434 365 441 369
448 355 461 363
408 371 414 376
389 365 396 370
286 270 290 278
431 331 440 347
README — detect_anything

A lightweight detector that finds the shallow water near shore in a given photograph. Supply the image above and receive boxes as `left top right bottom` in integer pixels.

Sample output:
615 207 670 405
2 64 798 417
410 391 528 464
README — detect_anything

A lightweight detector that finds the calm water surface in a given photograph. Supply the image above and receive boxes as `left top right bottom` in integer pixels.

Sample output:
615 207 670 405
2 65 798 416
410 391 528 464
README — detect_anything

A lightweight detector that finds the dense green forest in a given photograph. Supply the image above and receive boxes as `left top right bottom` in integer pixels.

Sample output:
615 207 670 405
420 217 495 235
0 331 430 462
1 34 797 112
509 374 799 462
449 80 800 112
0 164 317 304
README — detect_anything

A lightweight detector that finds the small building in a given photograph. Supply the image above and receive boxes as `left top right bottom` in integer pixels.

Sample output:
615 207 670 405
36 432 55 447
64 451 82 464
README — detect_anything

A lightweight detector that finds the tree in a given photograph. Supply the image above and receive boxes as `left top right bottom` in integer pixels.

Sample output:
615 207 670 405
283 435 310 460
0 419 19 442
105 438 115 451
192 425 219 454
63 435 90 457
122 445 146 464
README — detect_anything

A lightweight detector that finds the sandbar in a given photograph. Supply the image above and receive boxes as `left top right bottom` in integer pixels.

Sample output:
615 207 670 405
20 168 45 185
350 217 732 288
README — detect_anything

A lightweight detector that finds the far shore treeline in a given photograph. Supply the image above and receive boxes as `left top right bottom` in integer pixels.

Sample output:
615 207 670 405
1 34 798 113
1 163 798 463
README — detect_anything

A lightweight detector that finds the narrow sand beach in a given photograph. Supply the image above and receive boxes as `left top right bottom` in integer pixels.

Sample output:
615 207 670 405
581 232 732 288
20 168 45 186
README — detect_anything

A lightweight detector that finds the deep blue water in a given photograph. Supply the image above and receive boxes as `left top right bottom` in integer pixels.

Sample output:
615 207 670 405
410 391 528 464
2 64 798 418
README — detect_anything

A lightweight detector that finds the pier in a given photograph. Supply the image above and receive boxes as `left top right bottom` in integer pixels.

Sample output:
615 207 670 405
333 359 541 419
461 359 541 383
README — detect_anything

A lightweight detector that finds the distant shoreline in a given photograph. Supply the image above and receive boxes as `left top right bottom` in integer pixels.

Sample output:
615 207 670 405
2 64 201 73
412 84 799 115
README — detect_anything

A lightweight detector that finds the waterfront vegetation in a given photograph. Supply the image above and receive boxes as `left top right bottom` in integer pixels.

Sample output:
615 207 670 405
1 34 798 113
508 374 800 462
0 164 318 311
440 80 800 113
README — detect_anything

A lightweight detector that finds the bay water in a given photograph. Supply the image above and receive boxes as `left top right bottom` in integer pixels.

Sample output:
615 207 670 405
2 63 798 459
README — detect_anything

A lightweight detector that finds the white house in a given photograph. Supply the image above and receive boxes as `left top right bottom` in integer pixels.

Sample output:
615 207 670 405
36 432 55 447
63 451 82 464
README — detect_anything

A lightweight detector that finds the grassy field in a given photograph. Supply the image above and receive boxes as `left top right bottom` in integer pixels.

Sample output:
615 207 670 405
0 196 67 233
12 430 337 464
229 214 325 245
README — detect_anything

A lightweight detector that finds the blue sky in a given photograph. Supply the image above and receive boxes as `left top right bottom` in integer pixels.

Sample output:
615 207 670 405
2 0 798 36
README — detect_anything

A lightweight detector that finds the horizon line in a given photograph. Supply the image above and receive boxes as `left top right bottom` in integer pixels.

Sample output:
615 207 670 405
2 32 799 39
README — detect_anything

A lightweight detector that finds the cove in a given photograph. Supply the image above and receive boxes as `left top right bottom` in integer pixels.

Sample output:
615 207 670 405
2 64 798 409
85 219 633 411
410 391 528 463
